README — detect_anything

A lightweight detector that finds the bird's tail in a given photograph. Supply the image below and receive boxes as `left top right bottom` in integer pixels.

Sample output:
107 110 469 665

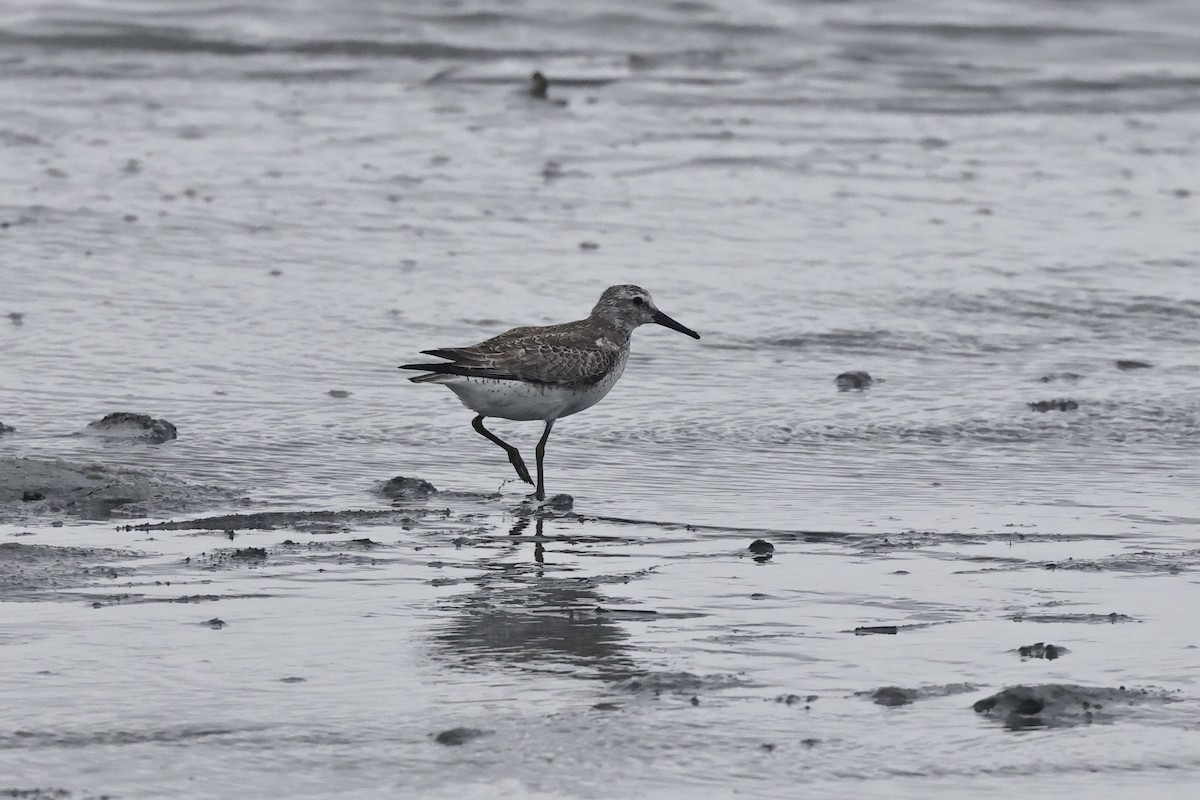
398 363 458 383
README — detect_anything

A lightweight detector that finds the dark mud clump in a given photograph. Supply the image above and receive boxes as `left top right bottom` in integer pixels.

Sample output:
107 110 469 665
85 412 177 443
0 421 14 435
434 727 490 746
859 684 976 707
1017 642 1067 660
376 476 437 500
0 542 139 601
1028 399 1078 412
613 671 747 695
544 493 574 511
1115 359 1152 371
868 687 918 706
1037 372 1082 383
137 508 396 532
1041 550 1197 574
972 684 1178 729
1010 611 1134 624
835 371 873 390
1 457 222 520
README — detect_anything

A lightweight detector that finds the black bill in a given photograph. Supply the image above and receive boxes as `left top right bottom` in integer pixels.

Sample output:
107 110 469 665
653 309 701 339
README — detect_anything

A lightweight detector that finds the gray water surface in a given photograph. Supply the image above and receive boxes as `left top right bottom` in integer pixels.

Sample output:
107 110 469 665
2 0 1199 797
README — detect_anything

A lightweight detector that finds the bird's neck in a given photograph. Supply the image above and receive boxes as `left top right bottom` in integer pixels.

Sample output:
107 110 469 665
588 312 636 341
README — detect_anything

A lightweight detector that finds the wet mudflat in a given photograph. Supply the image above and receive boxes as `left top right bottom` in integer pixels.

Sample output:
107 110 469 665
3 492 1199 798
3 0 1200 796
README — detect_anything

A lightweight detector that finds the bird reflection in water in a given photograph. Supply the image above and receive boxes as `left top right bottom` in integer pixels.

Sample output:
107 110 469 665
506 513 546 565
431 512 638 679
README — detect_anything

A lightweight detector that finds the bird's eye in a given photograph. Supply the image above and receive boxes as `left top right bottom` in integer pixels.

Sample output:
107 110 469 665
632 297 644 306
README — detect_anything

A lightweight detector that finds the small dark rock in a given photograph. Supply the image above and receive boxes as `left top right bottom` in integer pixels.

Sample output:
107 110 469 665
854 625 898 635
0 421 15 434
327 389 351 398
434 727 489 746
835 371 872 391
204 617 226 629
6 312 23 325
869 687 917 707
269 268 283 277
690 696 700 706
579 241 600 250
530 70 549 99
1116 359 1152 371
1038 372 1082 383
748 539 774 555
22 490 45 502
280 676 306 683
1028 399 1079 412
376 476 437 499
86 412 177 443
1018 642 1067 660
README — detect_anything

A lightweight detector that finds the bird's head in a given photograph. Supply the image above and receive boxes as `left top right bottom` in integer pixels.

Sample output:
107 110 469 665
590 285 700 340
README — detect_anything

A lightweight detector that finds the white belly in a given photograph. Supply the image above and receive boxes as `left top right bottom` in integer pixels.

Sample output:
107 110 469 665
434 364 626 421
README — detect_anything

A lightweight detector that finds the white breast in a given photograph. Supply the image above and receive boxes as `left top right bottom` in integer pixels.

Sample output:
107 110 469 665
435 355 627 422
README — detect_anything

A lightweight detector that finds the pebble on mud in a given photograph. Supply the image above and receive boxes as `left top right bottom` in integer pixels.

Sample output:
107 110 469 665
434 727 490 746
1116 359 1152 371
86 412 177 443
1027 399 1079 412
376 476 437 499
835 371 872 390
854 625 898 635
0 422 15 434
1038 372 1082 383
1018 642 1067 660
327 389 351 398
579 240 600 250
748 539 774 555
204 617 226 629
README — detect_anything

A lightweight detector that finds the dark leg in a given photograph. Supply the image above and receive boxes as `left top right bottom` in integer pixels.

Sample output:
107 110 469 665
534 419 555 501
471 415 532 485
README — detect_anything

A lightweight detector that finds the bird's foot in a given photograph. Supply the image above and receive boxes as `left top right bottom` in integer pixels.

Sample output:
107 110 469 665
509 454 533 485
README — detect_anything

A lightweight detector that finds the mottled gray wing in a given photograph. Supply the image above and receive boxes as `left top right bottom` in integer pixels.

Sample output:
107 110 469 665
422 324 618 385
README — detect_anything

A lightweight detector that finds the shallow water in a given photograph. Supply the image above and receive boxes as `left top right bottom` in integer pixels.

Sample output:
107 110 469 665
2 0 1200 797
